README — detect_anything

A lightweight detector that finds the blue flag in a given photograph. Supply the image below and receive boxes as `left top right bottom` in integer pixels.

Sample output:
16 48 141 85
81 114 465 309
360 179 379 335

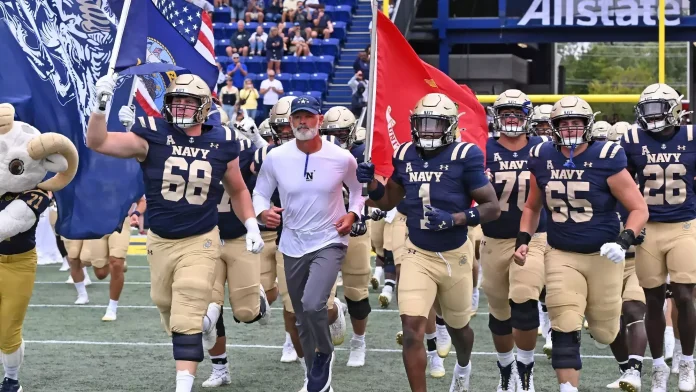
0 1 147 239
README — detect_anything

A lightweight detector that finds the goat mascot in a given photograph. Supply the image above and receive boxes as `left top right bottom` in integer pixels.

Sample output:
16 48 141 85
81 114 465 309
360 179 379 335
0 103 78 392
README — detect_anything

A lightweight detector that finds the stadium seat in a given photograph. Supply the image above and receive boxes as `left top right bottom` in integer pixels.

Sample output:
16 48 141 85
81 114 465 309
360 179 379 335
276 73 293 89
261 22 277 32
280 56 299 73
215 56 231 68
213 7 232 23
310 73 329 92
245 22 260 33
306 91 323 100
324 0 338 5
252 73 266 89
318 38 339 57
310 40 323 56
291 73 311 91
244 56 267 73
214 39 230 56
332 21 347 41
334 5 352 23
338 0 357 6
298 56 317 73
213 23 228 38
315 56 335 74
287 91 303 97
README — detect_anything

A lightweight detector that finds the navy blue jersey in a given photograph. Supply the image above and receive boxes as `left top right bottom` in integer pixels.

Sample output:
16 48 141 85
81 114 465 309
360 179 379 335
481 136 548 239
253 143 282 233
622 125 696 223
0 189 50 255
529 141 625 254
132 116 239 239
217 139 257 239
391 142 489 252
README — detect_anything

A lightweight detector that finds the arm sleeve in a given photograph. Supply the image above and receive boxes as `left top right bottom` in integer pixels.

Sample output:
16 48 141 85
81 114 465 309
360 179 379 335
252 152 277 216
460 145 490 192
343 153 365 217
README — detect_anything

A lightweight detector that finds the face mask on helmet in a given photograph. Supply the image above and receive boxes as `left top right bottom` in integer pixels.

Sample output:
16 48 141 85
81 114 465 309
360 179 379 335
494 107 528 136
322 127 353 148
270 123 294 145
411 115 453 150
636 100 676 132
164 95 203 129
552 117 591 146
531 121 552 137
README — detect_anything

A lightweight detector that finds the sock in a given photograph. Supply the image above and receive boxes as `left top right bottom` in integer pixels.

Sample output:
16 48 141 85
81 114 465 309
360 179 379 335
285 332 293 345
384 280 395 291
653 356 666 368
675 338 682 353
497 350 514 367
627 355 643 373
2 343 24 380
454 361 470 375
435 314 445 326
74 281 87 296
107 299 118 312
374 266 384 280
665 326 674 336
211 353 228 370
175 370 195 392
618 359 630 372
682 355 694 362
425 332 437 351
559 381 578 392
517 349 535 365
352 333 365 343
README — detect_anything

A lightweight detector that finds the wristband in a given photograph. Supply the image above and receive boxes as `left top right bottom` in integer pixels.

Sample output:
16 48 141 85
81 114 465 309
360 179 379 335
367 181 385 201
616 229 636 250
131 211 141 217
515 232 532 250
463 207 480 226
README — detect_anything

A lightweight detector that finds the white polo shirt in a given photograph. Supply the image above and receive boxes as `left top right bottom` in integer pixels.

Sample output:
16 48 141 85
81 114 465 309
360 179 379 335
252 137 365 257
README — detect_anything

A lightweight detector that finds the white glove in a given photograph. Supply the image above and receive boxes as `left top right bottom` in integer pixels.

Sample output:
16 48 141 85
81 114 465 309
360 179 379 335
93 73 118 114
119 105 135 131
235 117 259 138
244 218 265 254
600 242 626 264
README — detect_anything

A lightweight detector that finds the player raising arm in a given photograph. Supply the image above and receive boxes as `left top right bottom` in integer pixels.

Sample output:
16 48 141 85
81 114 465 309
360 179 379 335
514 96 648 392
357 93 500 392
86 73 263 392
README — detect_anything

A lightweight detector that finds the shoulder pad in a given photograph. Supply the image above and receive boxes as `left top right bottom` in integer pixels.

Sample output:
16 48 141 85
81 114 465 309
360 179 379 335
254 145 272 166
529 142 544 158
222 125 236 141
137 116 159 132
621 124 640 144
598 142 623 159
449 142 477 162
393 142 413 161
539 136 550 142
239 138 252 152
687 125 694 141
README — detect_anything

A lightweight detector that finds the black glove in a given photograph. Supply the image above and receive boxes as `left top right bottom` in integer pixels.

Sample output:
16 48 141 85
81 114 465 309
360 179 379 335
350 221 367 237
369 209 387 221
634 228 646 245
356 162 375 184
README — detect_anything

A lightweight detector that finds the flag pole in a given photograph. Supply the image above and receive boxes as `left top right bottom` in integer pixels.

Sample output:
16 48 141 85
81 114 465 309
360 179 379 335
98 0 134 111
362 0 379 195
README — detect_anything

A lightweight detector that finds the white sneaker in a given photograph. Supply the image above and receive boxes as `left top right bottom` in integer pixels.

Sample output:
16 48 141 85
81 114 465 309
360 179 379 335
346 337 366 367
449 364 471 392
651 363 670 392
543 330 553 359
378 290 392 308
607 371 624 389
436 324 452 358
74 294 89 305
102 308 117 321
59 258 70 271
428 350 446 378
678 360 695 391
259 286 271 326
281 342 298 363
673 344 683 374
66 275 73 284
201 365 231 388
330 299 347 346
298 360 308 392
202 303 220 351
618 368 642 391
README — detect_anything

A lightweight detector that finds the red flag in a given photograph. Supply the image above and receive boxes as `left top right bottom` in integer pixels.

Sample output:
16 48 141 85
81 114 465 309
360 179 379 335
371 11 488 178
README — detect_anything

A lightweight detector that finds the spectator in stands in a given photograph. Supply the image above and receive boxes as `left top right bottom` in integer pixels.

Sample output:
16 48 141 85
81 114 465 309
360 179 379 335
220 77 240 122
304 0 320 8
190 0 215 11
230 0 247 22
226 20 250 57
290 29 312 56
296 1 313 29
348 71 368 117
353 52 370 78
215 62 228 94
266 0 283 22
260 70 284 118
226 53 249 89
249 26 268 56
239 78 261 120
266 26 284 73
309 5 333 39
213 0 229 7
282 0 301 22
245 0 265 22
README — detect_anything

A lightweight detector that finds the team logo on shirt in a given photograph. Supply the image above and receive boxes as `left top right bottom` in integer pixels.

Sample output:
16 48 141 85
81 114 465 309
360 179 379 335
459 255 468 265
204 239 212 249
167 135 176 145
684 222 692 230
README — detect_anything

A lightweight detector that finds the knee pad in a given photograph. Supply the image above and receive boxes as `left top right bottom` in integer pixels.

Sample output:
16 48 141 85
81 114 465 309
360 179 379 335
383 250 395 274
488 314 512 336
234 292 267 324
551 330 582 370
216 312 226 338
510 299 540 332
172 332 204 362
345 297 371 320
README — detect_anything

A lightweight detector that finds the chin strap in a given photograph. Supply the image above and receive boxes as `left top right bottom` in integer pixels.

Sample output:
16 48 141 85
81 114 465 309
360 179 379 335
563 144 577 169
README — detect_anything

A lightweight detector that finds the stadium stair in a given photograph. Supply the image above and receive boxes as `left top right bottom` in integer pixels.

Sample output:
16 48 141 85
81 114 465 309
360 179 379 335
322 0 372 110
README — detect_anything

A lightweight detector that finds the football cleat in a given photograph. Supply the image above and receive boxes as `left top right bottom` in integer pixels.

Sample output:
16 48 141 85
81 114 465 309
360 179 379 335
449 363 471 392
651 363 669 392
542 330 553 359
672 344 683 374
281 341 298 363
370 276 379 291
347 337 366 367
606 370 624 389
496 361 516 392
516 361 535 392
396 331 403 346
1 377 22 392
583 319 589 329
74 294 89 305
617 368 641 392
378 291 392 308
330 299 347 346
201 365 231 388
102 308 117 322
258 286 271 326
202 303 220 351
428 351 446 378
678 360 695 392
436 325 452 358
59 258 69 271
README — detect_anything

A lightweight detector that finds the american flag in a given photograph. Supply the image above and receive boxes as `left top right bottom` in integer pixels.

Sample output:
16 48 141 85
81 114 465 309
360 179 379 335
135 0 216 116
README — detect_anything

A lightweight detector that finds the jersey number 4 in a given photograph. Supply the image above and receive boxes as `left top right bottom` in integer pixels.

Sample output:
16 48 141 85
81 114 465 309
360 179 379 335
546 181 593 223
495 171 530 212
643 164 687 205
161 157 212 205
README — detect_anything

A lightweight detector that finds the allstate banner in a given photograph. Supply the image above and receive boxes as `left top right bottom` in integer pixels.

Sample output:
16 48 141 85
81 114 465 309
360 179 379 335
0 0 147 239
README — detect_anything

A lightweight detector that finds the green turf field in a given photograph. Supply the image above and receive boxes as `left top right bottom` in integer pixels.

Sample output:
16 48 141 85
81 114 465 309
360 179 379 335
20 251 669 391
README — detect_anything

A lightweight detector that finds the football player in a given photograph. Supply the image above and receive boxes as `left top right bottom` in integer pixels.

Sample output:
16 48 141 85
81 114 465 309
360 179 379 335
88 73 264 392
591 121 611 141
0 105 78 392
607 122 631 142
320 106 372 367
482 89 548 392
622 83 696 391
258 118 274 144
357 93 501 392
516 96 648 392
527 105 553 137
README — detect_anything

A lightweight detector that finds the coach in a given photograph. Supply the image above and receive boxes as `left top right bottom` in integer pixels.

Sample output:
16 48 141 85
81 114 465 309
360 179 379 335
252 96 364 392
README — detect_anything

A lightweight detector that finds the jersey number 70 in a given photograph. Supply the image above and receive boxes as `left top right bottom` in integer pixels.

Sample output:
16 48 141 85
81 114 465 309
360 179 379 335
161 157 213 205
495 171 530 212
